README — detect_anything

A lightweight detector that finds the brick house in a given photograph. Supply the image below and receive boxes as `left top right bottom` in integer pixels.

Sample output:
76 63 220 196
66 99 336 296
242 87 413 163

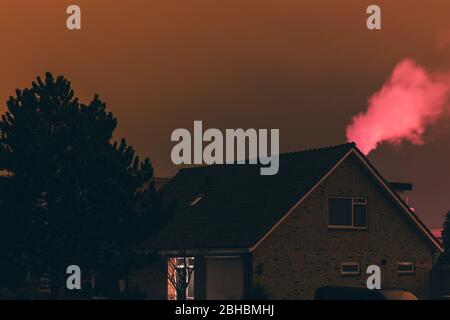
130 143 442 300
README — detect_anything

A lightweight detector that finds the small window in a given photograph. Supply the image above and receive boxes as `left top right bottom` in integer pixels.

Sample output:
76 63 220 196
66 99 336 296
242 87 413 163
190 194 204 206
329 197 367 228
341 262 360 275
397 261 415 275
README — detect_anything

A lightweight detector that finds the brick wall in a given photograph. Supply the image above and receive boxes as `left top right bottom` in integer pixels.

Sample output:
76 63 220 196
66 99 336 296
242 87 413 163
252 154 438 299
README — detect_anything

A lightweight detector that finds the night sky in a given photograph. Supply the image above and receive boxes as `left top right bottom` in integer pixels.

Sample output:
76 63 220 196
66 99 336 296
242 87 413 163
1 0 449 227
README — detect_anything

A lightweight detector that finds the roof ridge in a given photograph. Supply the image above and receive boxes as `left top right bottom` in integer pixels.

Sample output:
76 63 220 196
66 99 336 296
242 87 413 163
280 142 356 156
178 142 356 172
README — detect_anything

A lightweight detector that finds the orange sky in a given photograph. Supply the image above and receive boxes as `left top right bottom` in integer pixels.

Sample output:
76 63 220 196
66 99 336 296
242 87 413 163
1 0 450 226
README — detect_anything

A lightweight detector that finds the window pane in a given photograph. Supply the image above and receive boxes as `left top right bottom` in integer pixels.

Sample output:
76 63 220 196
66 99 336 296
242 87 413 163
329 198 352 226
187 270 195 299
397 262 414 274
354 204 367 227
341 263 360 275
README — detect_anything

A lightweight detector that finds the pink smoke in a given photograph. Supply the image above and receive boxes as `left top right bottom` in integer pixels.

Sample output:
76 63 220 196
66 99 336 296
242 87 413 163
346 59 450 155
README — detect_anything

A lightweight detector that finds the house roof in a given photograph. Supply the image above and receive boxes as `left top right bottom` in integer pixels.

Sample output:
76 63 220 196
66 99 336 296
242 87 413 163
145 143 442 253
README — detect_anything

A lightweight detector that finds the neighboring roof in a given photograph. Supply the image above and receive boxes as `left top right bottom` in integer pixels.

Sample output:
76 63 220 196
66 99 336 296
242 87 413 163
389 182 413 192
145 143 442 253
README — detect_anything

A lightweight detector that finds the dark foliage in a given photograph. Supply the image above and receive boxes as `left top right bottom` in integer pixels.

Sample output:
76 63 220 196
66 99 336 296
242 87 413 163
0 73 164 297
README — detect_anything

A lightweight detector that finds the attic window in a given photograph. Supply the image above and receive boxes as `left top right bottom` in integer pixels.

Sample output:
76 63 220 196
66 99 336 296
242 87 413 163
328 197 367 229
190 194 204 206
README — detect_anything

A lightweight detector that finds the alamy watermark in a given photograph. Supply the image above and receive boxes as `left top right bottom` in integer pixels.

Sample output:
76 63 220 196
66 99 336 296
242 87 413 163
66 265 81 290
366 265 381 290
64 4 381 31
170 121 279 175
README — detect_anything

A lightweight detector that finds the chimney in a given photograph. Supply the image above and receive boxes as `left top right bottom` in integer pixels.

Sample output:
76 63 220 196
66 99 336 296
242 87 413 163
389 182 413 205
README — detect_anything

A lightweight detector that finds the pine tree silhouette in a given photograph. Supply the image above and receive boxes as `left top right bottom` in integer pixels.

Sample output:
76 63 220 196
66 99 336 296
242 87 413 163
0 73 163 298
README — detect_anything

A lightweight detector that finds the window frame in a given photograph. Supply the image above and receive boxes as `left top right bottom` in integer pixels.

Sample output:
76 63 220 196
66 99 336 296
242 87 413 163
341 261 361 276
328 196 368 230
397 261 415 275
176 259 195 300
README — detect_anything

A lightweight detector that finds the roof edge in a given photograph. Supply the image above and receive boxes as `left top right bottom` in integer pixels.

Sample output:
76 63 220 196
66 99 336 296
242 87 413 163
351 148 443 253
249 148 354 251
176 142 356 173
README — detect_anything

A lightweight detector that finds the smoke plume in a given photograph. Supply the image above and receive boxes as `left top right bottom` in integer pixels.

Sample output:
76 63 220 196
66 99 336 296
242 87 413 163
346 59 450 155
